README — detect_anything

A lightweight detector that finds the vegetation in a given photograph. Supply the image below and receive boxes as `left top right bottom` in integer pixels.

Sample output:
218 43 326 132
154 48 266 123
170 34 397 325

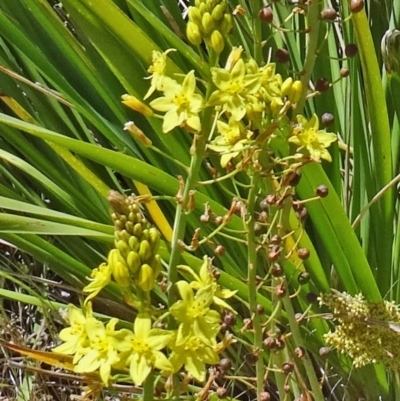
0 0 400 400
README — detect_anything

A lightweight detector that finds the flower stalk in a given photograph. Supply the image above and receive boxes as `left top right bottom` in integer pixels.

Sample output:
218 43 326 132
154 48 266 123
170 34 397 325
245 171 265 400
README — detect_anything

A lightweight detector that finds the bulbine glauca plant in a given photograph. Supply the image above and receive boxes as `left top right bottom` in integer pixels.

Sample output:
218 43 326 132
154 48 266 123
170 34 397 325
55 1 340 399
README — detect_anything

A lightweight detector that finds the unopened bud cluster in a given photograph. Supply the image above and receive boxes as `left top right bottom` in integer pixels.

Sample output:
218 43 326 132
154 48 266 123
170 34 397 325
320 291 400 369
109 191 161 292
187 0 232 53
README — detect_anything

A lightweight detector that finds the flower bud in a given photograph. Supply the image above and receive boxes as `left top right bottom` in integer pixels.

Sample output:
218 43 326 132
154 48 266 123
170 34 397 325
211 2 226 21
115 240 130 259
121 94 153 117
188 6 202 25
137 264 155 291
210 30 224 53
281 77 293 97
187 21 203 46
124 122 152 147
127 251 141 274
202 12 215 35
139 239 152 263
288 80 302 103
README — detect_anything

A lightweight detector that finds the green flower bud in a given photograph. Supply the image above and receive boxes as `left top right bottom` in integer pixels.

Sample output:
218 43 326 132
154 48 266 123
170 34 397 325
123 221 133 235
187 21 203 46
199 2 208 15
148 227 160 252
128 236 140 252
195 0 202 7
139 240 152 263
127 251 141 275
113 261 131 287
137 264 155 292
281 77 293 97
211 2 226 21
219 13 232 35
115 239 130 259
288 80 303 104
133 223 143 238
210 30 224 53
202 12 215 35
188 6 202 25
152 254 163 278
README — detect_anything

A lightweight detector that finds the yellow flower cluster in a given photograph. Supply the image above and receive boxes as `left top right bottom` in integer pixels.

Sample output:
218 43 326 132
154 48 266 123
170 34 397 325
122 48 337 166
186 0 232 53
56 246 234 385
320 290 400 369
83 191 162 302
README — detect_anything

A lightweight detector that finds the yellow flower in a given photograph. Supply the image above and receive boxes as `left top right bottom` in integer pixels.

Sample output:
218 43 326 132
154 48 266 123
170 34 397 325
170 281 220 347
83 262 112 304
169 332 219 382
207 120 253 167
124 314 173 385
144 49 176 99
207 59 262 121
179 256 237 311
53 304 89 360
150 70 204 133
289 114 337 162
74 317 130 385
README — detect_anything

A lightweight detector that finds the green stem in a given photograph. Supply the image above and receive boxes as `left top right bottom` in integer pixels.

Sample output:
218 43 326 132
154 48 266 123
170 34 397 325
143 371 155 401
246 172 264 400
167 53 218 308
252 0 263 64
281 293 325 401
294 0 321 114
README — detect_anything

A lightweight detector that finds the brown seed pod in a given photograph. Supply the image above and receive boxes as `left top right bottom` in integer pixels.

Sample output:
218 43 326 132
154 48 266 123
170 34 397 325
319 346 331 357
223 311 236 326
350 0 364 13
320 7 337 20
215 244 225 256
282 361 295 375
276 48 290 63
260 392 271 401
219 358 232 372
345 43 358 58
271 262 284 277
270 234 281 245
340 67 350 77
297 271 311 284
256 304 265 314
315 77 330 92
321 112 334 127
294 346 305 358
316 185 329 197
297 248 310 260
259 7 273 23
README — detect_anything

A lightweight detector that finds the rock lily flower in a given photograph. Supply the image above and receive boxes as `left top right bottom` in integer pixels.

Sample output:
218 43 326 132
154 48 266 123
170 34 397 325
144 49 176 99
170 281 220 347
289 114 337 162
179 256 237 311
208 59 262 121
83 262 112 304
124 314 173 385
150 70 204 133
73 317 129 385
169 333 219 382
